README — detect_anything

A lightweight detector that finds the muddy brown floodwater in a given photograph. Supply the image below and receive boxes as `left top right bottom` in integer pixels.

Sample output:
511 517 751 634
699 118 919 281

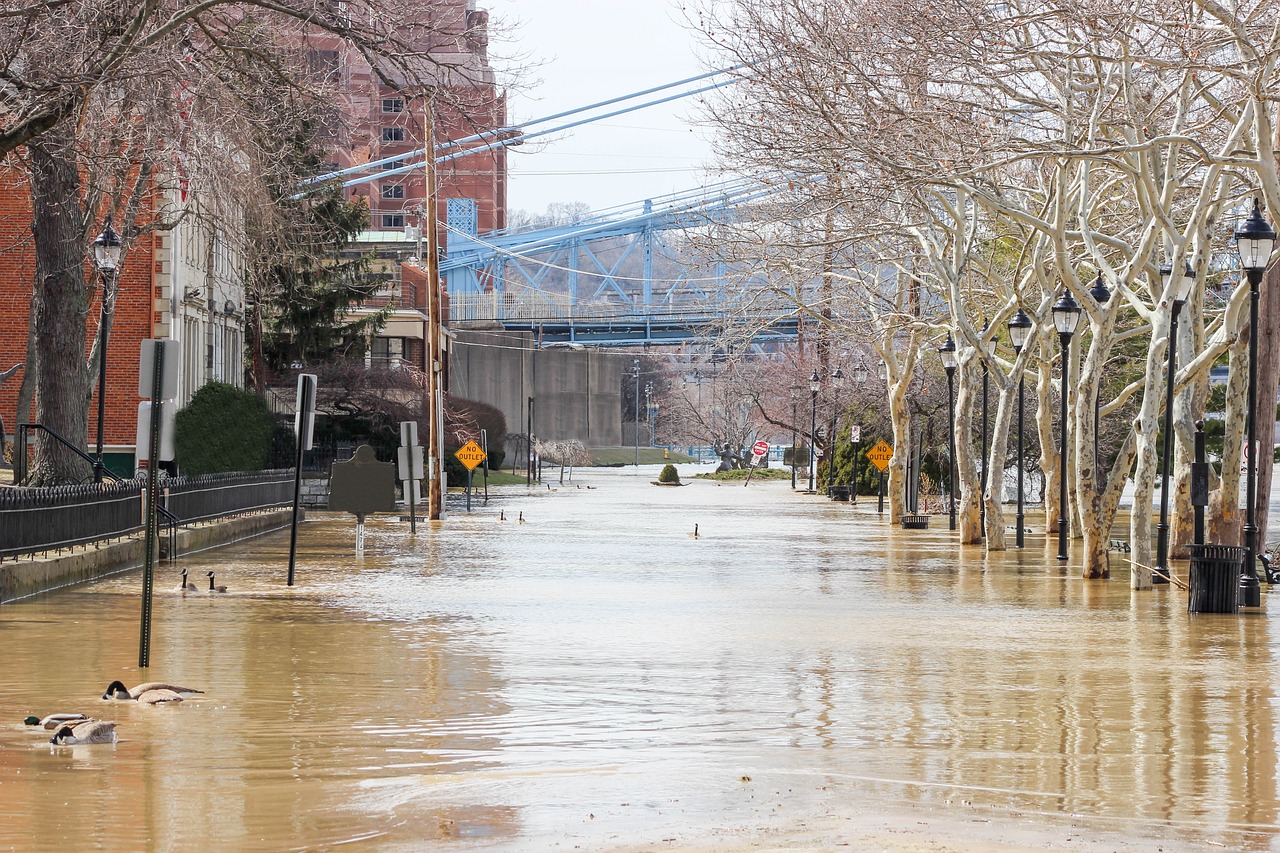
2 465 1279 851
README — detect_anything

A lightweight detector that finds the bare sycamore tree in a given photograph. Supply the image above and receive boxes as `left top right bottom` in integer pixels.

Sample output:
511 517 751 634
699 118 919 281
695 0 1280 583
536 439 590 483
2 1 517 484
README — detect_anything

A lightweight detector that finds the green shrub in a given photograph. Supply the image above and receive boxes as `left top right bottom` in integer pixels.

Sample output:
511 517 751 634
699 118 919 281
175 383 278 476
658 463 681 483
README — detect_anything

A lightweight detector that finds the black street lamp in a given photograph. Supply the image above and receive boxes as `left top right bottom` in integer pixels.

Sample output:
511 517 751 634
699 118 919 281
1089 273 1111 484
1008 308 1032 548
979 323 991 540
827 367 844 493
808 369 820 493
1052 288 1082 562
1235 200 1276 606
91 217 121 484
1154 260 1195 584
632 359 640 468
939 334 958 531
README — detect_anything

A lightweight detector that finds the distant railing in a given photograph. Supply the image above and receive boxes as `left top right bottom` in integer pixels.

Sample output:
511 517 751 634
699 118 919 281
447 291 796 326
0 470 295 561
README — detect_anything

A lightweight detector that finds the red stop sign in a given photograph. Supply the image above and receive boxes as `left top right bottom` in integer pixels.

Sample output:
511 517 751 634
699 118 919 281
752 440 770 457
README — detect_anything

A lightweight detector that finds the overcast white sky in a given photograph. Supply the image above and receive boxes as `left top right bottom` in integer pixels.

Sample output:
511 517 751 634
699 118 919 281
483 0 722 217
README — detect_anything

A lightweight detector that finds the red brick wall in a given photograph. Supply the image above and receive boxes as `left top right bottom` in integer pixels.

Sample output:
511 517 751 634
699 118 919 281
0 161 160 450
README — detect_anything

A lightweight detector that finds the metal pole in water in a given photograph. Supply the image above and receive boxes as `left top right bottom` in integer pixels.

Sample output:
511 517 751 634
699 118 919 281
138 342 165 669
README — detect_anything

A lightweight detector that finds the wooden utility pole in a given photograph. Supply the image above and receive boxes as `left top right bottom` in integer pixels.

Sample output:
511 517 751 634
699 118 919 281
423 96 445 520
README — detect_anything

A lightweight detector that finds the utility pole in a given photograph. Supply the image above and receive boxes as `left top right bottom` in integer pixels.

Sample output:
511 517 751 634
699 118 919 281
423 96 445 520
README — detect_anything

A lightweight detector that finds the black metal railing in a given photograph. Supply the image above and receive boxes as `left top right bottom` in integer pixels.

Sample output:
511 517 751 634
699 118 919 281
162 470 294 525
1 469 295 561
0 480 144 559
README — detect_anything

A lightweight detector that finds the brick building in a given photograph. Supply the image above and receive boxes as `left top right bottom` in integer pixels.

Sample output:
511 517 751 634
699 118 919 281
316 0 505 382
0 168 245 475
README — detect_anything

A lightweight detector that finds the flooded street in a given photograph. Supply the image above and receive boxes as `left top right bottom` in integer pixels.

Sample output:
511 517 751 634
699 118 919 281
3 464 1280 851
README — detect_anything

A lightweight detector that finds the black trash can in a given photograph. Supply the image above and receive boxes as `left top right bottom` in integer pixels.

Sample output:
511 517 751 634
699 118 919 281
828 485 850 501
1187 544 1245 614
901 514 930 529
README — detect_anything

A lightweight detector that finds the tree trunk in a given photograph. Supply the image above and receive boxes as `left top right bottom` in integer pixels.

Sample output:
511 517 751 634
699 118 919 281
28 138 91 485
1251 262 1280 557
984 378 1014 552
1035 335 1060 537
955 355 982 544
887 374 910 524
1129 313 1171 589
1208 324 1248 546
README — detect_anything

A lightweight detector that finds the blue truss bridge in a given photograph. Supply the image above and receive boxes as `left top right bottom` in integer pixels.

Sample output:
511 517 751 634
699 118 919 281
440 179 802 347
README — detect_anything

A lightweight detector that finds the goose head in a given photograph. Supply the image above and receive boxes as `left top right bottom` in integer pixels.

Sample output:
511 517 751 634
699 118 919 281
102 680 131 700
50 725 77 744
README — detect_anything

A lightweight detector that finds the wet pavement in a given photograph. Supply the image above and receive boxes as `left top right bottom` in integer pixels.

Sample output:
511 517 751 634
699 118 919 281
1 464 1278 851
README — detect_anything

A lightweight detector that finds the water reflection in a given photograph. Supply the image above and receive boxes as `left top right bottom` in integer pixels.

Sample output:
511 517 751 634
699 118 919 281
0 465 1278 849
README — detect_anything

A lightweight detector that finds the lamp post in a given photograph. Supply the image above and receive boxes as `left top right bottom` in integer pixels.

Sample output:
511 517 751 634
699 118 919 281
808 369 820 493
91 217 121 484
979 323 991 540
827 367 844 493
1235 200 1276 606
1154 260 1195 584
1089 273 1111 484
939 334 958 531
1052 288 1082 562
1008 309 1032 548
645 382 653 447
632 359 640 467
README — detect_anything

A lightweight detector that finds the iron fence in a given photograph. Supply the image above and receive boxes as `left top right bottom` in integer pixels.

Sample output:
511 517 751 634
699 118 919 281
162 470 294 525
0 480 143 559
0 470 295 560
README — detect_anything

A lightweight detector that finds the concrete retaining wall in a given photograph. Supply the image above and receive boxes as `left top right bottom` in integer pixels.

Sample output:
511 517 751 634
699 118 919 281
0 509 296 604
450 329 623 448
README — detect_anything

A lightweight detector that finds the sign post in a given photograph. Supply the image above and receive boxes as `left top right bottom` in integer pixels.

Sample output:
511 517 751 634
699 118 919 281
288 374 317 586
136 339 179 669
454 440 487 511
850 425 862 504
397 421 424 532
866 439 893 515
744 440 770 487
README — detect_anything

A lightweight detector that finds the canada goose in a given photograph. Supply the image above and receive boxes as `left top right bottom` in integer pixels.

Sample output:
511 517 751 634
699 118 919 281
50 720 117 745
688 524 699 539
518 512 525 524
25 713 91 730
207 572 227 593
499 510 506 521
102 680 203 703
177 570 198 592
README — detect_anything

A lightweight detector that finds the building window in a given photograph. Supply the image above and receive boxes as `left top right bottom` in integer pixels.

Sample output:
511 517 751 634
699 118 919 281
381 184 404 199
372 337 405 367
382 127 405 143
382 98 404 113
381 214 405 229
381 159 405 170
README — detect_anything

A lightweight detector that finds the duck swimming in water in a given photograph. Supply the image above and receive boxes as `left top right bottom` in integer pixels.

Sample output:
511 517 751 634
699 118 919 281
50 720 117 745
25 713 91 730
102 680 203 703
